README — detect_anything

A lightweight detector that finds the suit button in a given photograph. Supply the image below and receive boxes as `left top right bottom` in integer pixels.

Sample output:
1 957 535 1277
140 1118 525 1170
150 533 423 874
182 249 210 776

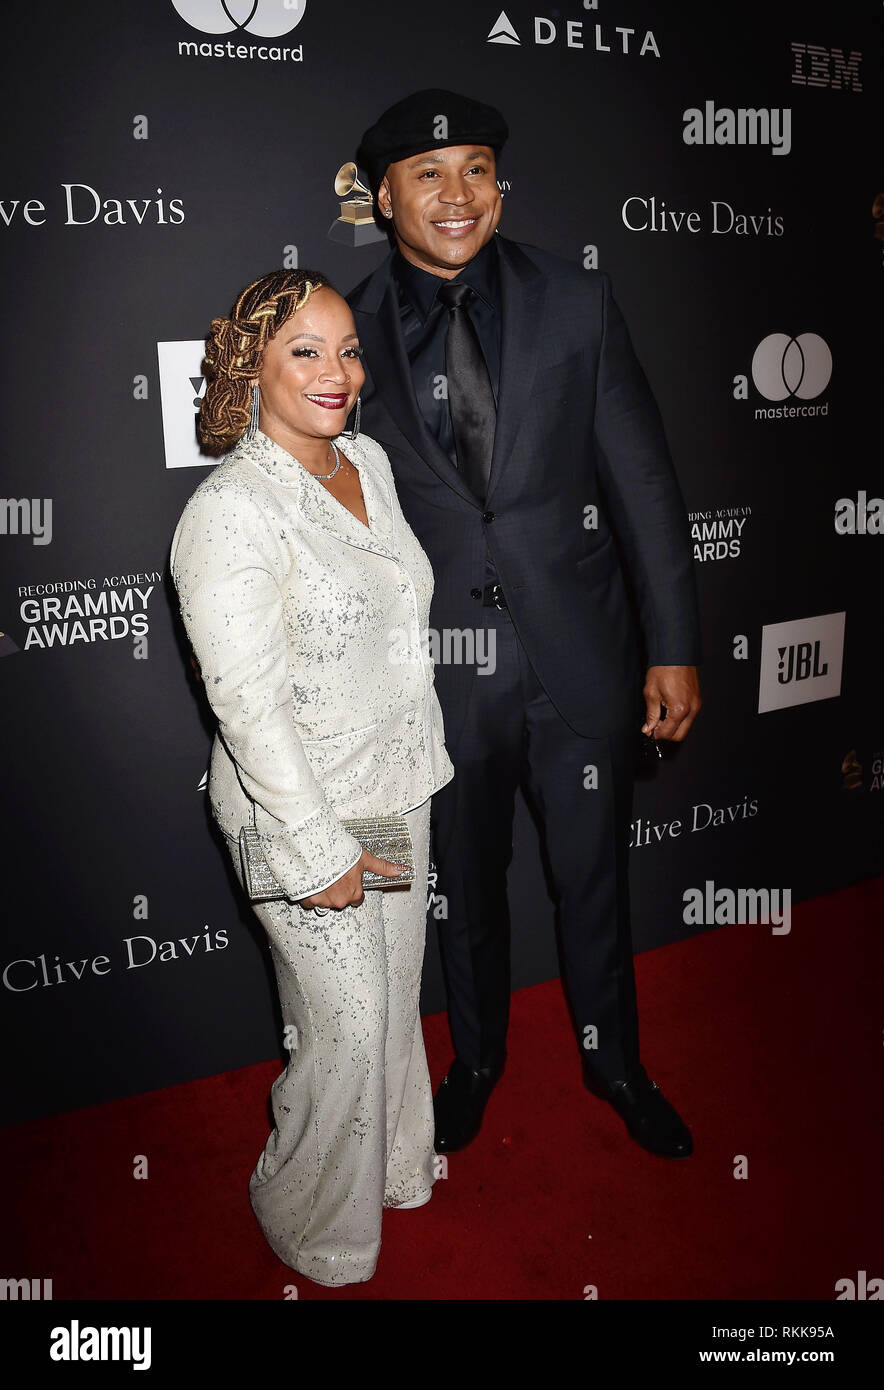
470 587 481 600
482 510 495 523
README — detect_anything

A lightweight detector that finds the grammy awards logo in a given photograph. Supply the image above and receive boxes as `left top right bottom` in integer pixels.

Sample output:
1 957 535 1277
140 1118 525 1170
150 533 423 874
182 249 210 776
840 748 884 794
841 749 862 791
327 163 387 247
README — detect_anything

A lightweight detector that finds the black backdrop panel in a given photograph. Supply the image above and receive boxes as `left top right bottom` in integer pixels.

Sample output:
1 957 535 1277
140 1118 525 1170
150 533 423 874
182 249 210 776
1 1 880 1124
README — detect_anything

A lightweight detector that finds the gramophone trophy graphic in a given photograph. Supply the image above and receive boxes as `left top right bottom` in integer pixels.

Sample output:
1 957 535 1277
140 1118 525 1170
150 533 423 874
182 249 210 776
327 162 387 246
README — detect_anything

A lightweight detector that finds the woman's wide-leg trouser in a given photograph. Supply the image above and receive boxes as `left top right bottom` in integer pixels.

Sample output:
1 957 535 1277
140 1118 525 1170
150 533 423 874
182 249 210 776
225 797 435 1287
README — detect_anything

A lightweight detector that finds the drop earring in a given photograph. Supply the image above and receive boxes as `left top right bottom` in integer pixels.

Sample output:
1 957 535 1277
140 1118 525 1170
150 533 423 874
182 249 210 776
340 394 361 440
244 382 260 442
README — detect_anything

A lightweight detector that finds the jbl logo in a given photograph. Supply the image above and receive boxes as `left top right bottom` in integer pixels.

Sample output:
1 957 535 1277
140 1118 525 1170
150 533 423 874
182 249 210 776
777 640 828 685
758 612 845 713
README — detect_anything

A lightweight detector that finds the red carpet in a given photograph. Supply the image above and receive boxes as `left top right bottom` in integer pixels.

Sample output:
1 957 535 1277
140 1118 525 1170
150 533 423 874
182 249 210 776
4 879 882 1300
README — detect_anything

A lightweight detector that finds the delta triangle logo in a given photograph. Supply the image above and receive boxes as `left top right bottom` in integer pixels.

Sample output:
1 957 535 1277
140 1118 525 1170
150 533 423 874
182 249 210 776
487 10 520 45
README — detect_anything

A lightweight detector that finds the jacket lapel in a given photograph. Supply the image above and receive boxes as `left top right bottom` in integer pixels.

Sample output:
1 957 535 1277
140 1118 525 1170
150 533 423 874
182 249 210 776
236 431 400 565
350 238 548 509
353 259 483 509
485 238 547 506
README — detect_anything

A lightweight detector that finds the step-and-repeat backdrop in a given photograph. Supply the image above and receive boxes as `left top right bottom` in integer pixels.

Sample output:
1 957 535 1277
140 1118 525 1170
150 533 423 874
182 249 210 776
1 1 880 1124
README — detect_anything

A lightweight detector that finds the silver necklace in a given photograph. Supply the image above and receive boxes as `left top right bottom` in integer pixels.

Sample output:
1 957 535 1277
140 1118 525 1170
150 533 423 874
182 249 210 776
313 441 341 480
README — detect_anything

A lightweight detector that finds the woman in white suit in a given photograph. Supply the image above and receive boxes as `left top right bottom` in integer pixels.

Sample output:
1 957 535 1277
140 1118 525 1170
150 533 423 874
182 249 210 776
170 268 453 1287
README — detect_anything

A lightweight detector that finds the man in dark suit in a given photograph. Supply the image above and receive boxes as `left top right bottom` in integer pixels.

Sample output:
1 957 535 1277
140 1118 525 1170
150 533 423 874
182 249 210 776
346 90 702 1158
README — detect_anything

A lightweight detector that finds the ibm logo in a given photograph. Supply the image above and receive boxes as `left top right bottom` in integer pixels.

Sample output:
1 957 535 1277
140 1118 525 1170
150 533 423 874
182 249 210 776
791 43 862 91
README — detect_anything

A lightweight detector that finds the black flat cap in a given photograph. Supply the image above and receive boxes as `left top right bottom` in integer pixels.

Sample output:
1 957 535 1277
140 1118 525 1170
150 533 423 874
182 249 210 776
357 88 508 193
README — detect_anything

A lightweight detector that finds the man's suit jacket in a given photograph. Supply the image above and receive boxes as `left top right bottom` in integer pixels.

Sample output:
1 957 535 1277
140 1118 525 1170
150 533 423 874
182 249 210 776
171 429 453 900
347 235 701 742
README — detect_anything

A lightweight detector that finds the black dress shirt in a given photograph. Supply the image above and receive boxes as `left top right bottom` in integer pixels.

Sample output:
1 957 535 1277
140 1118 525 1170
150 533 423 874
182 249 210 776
393 236 502 587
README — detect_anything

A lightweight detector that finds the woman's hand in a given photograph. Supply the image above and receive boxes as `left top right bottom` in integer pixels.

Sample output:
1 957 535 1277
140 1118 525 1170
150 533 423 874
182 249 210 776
299 849 406 912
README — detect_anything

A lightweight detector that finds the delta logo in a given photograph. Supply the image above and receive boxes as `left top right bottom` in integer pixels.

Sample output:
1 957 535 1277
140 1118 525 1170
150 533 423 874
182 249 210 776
486 9 660 57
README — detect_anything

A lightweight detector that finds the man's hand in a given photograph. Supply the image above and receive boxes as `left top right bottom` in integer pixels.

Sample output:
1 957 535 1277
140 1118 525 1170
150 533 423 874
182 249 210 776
298 849 406 912
642 665 702 743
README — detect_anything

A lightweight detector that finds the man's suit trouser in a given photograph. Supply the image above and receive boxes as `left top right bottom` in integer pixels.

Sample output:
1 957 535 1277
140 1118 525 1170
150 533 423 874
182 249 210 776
430 608 642 1083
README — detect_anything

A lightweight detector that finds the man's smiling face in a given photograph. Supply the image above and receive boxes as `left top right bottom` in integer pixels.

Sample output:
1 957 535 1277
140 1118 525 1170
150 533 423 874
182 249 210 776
377 144 502 278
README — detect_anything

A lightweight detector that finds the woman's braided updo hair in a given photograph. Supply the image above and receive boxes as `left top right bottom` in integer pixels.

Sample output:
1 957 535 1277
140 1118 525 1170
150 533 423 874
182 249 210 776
200 268 331 455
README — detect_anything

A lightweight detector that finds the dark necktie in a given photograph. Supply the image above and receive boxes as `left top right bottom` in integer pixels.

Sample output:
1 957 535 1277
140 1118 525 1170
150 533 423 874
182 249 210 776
436 280 496 502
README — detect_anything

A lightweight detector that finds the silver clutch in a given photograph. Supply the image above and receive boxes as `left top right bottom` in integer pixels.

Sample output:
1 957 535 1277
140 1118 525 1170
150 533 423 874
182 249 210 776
238 812 414 903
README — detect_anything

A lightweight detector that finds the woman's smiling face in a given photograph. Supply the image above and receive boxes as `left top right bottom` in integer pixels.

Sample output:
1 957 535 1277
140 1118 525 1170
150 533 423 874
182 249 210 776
257 287 365 444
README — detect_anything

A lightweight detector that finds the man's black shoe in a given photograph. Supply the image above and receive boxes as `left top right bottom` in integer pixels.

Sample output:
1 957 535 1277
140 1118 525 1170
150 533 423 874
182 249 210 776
586 1063 693 1158
433 1056 504 1154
